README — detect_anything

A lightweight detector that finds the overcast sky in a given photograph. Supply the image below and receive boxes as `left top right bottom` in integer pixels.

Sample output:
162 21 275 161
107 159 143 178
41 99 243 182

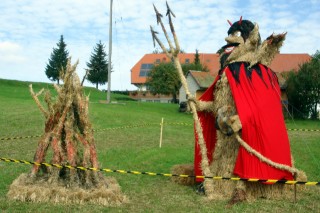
0 0 319 90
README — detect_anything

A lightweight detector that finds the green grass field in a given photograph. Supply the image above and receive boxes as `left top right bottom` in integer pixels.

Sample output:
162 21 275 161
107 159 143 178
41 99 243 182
0 79 319 212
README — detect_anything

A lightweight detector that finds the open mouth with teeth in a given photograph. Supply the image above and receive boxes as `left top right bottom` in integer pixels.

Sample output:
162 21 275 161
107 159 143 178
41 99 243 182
222 43 240 54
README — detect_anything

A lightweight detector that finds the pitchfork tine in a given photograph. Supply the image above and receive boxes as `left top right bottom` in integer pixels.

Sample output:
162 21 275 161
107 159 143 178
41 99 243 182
150 25 171 56
166 1 176 17
150 26 157 47
166 2 180 53
152 4 175 54
153 4 163 24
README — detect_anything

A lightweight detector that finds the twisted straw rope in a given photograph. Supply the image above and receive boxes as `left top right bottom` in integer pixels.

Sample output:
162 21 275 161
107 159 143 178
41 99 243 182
235 133 298 175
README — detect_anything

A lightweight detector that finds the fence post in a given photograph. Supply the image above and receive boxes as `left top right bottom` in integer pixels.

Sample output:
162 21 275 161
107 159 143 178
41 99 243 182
159 118 164 148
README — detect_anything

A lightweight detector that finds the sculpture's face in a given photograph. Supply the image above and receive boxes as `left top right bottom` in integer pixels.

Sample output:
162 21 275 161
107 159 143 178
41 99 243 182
224 31 244 55
222 30 245 65
218 19 260 67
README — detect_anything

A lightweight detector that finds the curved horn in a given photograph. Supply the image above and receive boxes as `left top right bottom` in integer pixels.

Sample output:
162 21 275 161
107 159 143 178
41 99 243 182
227 20 232 26
239 16 242 25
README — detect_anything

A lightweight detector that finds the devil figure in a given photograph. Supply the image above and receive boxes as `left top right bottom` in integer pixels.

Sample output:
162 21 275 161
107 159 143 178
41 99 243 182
190 17 306 203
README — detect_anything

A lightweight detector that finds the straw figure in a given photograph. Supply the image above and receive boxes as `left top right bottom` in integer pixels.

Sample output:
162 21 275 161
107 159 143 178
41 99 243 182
7 59 126 206
150 3 307 205
189 18 307 204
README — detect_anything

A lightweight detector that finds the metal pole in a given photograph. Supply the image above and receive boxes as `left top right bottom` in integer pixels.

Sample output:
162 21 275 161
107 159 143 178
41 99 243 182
107 0 113 103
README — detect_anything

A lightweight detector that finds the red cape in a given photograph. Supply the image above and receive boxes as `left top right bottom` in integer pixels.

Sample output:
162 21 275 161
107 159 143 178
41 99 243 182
194 63 293 182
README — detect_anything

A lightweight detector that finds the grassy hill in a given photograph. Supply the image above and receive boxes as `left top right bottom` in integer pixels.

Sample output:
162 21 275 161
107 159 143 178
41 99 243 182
0 79 319 212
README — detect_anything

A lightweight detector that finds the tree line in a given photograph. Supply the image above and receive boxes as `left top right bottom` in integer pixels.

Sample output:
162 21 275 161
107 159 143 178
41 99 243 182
45 35 109 89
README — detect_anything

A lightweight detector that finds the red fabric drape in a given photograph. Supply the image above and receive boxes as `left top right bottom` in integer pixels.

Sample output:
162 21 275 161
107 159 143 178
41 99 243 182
194 63 293 182
226 64 293 180
194 76 218 182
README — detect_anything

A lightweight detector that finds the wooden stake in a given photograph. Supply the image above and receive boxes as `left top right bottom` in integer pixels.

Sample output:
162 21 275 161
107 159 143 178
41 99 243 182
159 118 164 148
294 172 297 203
294 184 297 203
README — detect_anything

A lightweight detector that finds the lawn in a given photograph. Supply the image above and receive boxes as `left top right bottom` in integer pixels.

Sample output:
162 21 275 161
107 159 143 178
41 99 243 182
0 79 319 212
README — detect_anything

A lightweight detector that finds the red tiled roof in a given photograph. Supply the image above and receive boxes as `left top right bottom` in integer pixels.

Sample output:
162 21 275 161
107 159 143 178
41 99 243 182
131 53 311 85
269 54 311 73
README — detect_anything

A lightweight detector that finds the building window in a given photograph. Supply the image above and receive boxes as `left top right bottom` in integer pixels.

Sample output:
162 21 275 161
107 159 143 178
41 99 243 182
185 59 190 64
139 64 154 77
155 59 160 64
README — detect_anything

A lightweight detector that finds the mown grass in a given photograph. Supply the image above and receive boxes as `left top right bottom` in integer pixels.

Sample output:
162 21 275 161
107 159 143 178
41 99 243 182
0 79 319 212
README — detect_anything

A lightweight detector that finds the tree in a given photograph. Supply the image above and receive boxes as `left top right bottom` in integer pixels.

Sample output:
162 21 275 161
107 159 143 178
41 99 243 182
286 50 320 119
181 62 208 74
146 62 180 103
146 50 209 103
86 41 109 89
181 49 209 73
194 49 200 65
45 35 69 84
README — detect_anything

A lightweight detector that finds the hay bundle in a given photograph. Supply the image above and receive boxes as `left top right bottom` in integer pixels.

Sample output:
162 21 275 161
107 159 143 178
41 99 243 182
7 173 126 206
171 164 195 186
7 59 126 206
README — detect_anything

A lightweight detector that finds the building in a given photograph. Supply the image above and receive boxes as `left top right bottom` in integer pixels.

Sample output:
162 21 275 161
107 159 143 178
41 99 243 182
131 53 219 90
178 71 216 103
130 53 311 103
130 53 219 102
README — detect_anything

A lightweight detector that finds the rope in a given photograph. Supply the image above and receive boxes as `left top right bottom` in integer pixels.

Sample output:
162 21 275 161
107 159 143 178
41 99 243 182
235 133 298 175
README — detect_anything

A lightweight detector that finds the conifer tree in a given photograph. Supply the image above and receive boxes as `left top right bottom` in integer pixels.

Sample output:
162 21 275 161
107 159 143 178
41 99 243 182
86 41 109 89
45 35 69 84
181 50 209 73
194 49 200 65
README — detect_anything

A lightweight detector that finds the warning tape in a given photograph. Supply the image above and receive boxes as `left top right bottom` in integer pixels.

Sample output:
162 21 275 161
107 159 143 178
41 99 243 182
164 123 320 132
287 128 320 132
1 123 319 141
0 157 319 186
0 124 157 141
164 122 192 126
0 135 42 141
94 123 157 133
